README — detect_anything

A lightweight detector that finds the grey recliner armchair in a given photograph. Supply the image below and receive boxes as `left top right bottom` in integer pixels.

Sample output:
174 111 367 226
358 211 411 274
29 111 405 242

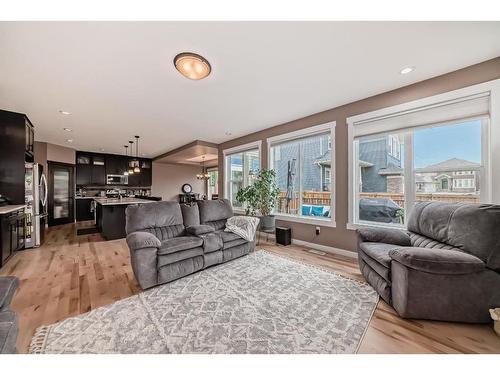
126 199 255 289
357 201 500 323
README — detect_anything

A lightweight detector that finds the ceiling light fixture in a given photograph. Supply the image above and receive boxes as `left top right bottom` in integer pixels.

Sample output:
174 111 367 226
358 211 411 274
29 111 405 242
59 110 71 115
128 141 135 175
400 66 415 75
123 145 129 176
174 52 211 80
63 127 72 132
134 135 141 173
196 156 210 180
66 139 73 143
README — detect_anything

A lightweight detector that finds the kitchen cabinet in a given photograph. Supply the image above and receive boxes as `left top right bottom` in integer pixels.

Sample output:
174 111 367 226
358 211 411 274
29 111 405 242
76 198 94 221
106 155 128 176
0 208 24 268
76 152 105 186
0 109 33 205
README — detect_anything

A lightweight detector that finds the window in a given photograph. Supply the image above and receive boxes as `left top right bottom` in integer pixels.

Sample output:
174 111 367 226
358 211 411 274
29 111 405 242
223 143 261 209
268 122 335 225
207 168 218 199
348 83 495 229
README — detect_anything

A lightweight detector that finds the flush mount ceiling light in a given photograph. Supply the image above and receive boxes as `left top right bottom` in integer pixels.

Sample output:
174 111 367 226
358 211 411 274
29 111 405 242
59 110 71 115
63 127 72 132
400 66 415 75
174 52 211 80
66 139 73 143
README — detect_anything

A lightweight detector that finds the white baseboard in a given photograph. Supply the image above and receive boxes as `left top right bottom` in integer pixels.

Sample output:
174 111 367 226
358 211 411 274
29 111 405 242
257 231 358 259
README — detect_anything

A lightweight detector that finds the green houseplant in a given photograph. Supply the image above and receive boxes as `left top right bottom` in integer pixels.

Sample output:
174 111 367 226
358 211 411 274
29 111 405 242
236 169 280 229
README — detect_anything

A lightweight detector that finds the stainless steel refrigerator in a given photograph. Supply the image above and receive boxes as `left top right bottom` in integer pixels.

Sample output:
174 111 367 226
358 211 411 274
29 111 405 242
25 163 48 248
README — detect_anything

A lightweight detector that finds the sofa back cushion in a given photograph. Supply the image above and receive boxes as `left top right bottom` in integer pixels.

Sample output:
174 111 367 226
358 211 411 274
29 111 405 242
181 203 200 227
408 201 500 270
197 199 233 225
126 201 185 240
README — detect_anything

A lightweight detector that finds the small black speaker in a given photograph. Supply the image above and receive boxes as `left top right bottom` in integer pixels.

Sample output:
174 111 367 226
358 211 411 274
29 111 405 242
276 226 291 246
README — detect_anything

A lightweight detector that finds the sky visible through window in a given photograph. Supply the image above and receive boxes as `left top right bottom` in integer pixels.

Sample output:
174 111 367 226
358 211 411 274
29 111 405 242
413 120 481 168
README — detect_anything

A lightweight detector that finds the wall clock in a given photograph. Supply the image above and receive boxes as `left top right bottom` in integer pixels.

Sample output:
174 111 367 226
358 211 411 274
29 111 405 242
181 183 193 194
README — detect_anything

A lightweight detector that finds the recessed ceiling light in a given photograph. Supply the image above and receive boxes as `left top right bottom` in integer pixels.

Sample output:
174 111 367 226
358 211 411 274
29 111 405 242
66 139 73 143
63 127 72 132
225 131 232 136
59 110 71 115
100 148 105 152
400 66 415 75
174 52 211 80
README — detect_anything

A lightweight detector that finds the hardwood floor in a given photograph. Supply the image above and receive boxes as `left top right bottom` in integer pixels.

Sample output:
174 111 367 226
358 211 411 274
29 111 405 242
1 222 499 354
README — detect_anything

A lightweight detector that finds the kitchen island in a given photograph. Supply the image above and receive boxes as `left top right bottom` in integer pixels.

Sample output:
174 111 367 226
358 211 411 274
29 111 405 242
94 197 156 240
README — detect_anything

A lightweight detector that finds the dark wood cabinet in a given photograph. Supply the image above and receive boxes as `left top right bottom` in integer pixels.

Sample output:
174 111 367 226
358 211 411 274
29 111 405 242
76 151 152 188
0 209 24 268
76 198 94 221
0 110 33 205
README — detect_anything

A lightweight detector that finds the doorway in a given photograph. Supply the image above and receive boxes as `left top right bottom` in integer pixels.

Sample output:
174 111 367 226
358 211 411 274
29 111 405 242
48 161 75 226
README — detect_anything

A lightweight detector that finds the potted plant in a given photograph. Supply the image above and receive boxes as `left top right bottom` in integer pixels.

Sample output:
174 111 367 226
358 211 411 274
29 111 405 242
236 168 280 230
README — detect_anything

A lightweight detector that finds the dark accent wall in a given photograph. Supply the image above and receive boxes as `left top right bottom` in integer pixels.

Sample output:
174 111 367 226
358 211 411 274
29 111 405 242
217 56 500 252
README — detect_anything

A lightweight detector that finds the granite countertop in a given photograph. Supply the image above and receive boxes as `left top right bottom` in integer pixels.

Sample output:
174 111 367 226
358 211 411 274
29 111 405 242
0 204 26 215
75 196 96 199
93 197 155 206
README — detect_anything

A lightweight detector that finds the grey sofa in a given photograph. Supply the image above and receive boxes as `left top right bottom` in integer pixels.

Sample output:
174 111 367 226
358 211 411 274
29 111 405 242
0 276 19 354
126 199 255 289
357 201 500 323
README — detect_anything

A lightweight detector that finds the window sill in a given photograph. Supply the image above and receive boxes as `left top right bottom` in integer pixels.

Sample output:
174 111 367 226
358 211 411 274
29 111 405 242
274 214 336 228
346 221 406 231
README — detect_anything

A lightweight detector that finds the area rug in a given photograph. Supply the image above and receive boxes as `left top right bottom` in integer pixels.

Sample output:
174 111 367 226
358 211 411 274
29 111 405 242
29 250 378 354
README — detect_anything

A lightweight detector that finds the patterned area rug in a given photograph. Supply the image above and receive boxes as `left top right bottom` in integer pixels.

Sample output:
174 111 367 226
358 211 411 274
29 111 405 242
30 250 378 354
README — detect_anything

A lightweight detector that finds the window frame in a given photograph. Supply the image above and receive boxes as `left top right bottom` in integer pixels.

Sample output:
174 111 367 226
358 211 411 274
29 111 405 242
223 140 262 212
347 79 500 230
267 121 336 227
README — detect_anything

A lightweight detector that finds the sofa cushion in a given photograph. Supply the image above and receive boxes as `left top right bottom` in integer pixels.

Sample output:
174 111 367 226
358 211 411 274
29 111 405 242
0 311 18 354
205 219 227 231
158 248 204 268
359 242 398 269
223 238 248 249
389 247 485 275
409 232 459 250
158 236 203 255
0 277 19 311
186 225 214 236
357 227 411 247
181 204 200 227
126 201 184 235
407 201 500 270
219 230 243 243
358 246 391 283
358 257 392 304
198 199 233 224
198 232 223 253
144 224 185 241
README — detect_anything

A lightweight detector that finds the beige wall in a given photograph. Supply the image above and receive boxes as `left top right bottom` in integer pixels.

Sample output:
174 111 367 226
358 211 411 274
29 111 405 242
34 141 76 166
152 162 206 201
46 143 75 164
218 56 500 253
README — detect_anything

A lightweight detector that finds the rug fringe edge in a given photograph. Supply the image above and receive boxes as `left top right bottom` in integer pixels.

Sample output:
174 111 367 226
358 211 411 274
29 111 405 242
28 325 50 354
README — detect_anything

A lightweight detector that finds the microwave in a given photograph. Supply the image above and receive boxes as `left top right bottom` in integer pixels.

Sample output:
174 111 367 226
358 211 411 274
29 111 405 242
106 174 128 185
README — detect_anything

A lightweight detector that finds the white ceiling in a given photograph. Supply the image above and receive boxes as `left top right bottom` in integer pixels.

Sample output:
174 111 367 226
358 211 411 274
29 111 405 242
0 21 499 158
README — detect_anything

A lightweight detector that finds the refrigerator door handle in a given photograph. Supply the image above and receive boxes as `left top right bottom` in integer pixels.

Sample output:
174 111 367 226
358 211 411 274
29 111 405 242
40 173 48 208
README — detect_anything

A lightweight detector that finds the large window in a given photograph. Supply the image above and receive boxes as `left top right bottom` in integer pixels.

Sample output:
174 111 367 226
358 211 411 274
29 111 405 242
224 145 260 208
348 85 494 228
268 122 335 225
207 168 219 199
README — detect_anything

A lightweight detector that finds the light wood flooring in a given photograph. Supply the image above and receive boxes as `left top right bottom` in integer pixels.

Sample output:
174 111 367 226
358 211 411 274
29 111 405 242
1 221 499 354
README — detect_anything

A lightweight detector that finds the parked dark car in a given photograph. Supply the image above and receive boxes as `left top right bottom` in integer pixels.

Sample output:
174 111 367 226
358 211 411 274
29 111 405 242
359 198 403 223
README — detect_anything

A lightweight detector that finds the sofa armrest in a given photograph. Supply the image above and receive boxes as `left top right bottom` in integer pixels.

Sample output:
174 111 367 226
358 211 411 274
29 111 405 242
357 227 411 247
186 225 215 236
389 247 485 275
126 231 161 251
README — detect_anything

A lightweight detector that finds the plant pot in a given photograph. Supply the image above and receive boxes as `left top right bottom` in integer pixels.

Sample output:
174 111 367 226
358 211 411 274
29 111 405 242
260 215 275 231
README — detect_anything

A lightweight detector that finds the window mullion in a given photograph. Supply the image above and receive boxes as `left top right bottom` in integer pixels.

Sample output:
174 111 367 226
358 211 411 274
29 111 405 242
404 132 414 226
298 142 303 216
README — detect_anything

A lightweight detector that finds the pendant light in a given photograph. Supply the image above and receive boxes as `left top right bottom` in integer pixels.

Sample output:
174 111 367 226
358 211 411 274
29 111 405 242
123 145 129 176
196 155 210 180
128 140 135 175
134 135 141 173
